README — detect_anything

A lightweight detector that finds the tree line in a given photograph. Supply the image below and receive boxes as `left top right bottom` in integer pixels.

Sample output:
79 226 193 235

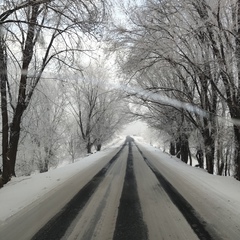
0 0 128 187
111 0 240 179
2 0 240 188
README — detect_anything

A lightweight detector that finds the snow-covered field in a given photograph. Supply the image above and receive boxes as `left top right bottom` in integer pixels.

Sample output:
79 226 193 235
0 136 125 223
136 136 240 205
1 134 240 230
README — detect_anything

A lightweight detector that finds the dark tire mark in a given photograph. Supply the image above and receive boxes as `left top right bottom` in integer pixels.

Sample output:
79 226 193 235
113 138 148 240
135 142 216 240
80 183 111 240
32 142 127 240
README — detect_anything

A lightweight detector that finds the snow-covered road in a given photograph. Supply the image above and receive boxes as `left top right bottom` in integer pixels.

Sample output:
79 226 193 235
138 142 240 240
0 137 240 239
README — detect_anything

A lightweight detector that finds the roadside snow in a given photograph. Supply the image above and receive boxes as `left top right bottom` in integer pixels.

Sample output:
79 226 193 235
1 134 240 229
137 140 240 211
0 137 124 223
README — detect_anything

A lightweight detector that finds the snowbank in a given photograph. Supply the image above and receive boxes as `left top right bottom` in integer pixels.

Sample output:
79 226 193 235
0 143 121 223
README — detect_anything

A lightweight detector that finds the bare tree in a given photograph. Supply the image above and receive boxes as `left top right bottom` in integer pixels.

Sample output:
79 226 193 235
0 0 108 184
68 64 129 154
18 80 67 174
110 0 236 175
91 90 129 151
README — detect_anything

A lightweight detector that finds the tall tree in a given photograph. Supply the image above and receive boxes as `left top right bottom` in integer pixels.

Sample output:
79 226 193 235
0 33 10 182
19 80 67 174
68 64 129 153
0 0 108 184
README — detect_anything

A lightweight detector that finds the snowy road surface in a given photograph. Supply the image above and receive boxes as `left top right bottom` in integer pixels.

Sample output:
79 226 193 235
0 137 240 239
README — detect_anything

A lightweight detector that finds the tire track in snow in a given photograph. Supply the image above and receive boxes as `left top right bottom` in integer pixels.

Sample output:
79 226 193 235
135 142 216 240
113 137 149 240
32 142 127 240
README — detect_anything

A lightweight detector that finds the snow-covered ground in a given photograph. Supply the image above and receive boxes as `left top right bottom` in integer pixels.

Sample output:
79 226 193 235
1 134 240 230
0 136 125 223
136 139 240 239
136 136 240 203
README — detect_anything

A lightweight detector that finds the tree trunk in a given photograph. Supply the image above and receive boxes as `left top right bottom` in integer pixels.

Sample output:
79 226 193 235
7 5 39 177
96 144 102 151
40 159 49 173
233 125 240 180
218 162 224 176
204 139 215 174
87 141 92 154
201 115 216 174
169 141 175 155
224 147 231 176
176 137 181 158
0 36 10 184
216 140 224 175
196 149 204 168
188 148 192 166
180 133 189 164
8 106 25 176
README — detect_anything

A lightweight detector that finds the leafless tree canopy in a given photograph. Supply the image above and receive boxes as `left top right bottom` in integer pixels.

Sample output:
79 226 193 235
0 0 111 184
110 0 240 179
